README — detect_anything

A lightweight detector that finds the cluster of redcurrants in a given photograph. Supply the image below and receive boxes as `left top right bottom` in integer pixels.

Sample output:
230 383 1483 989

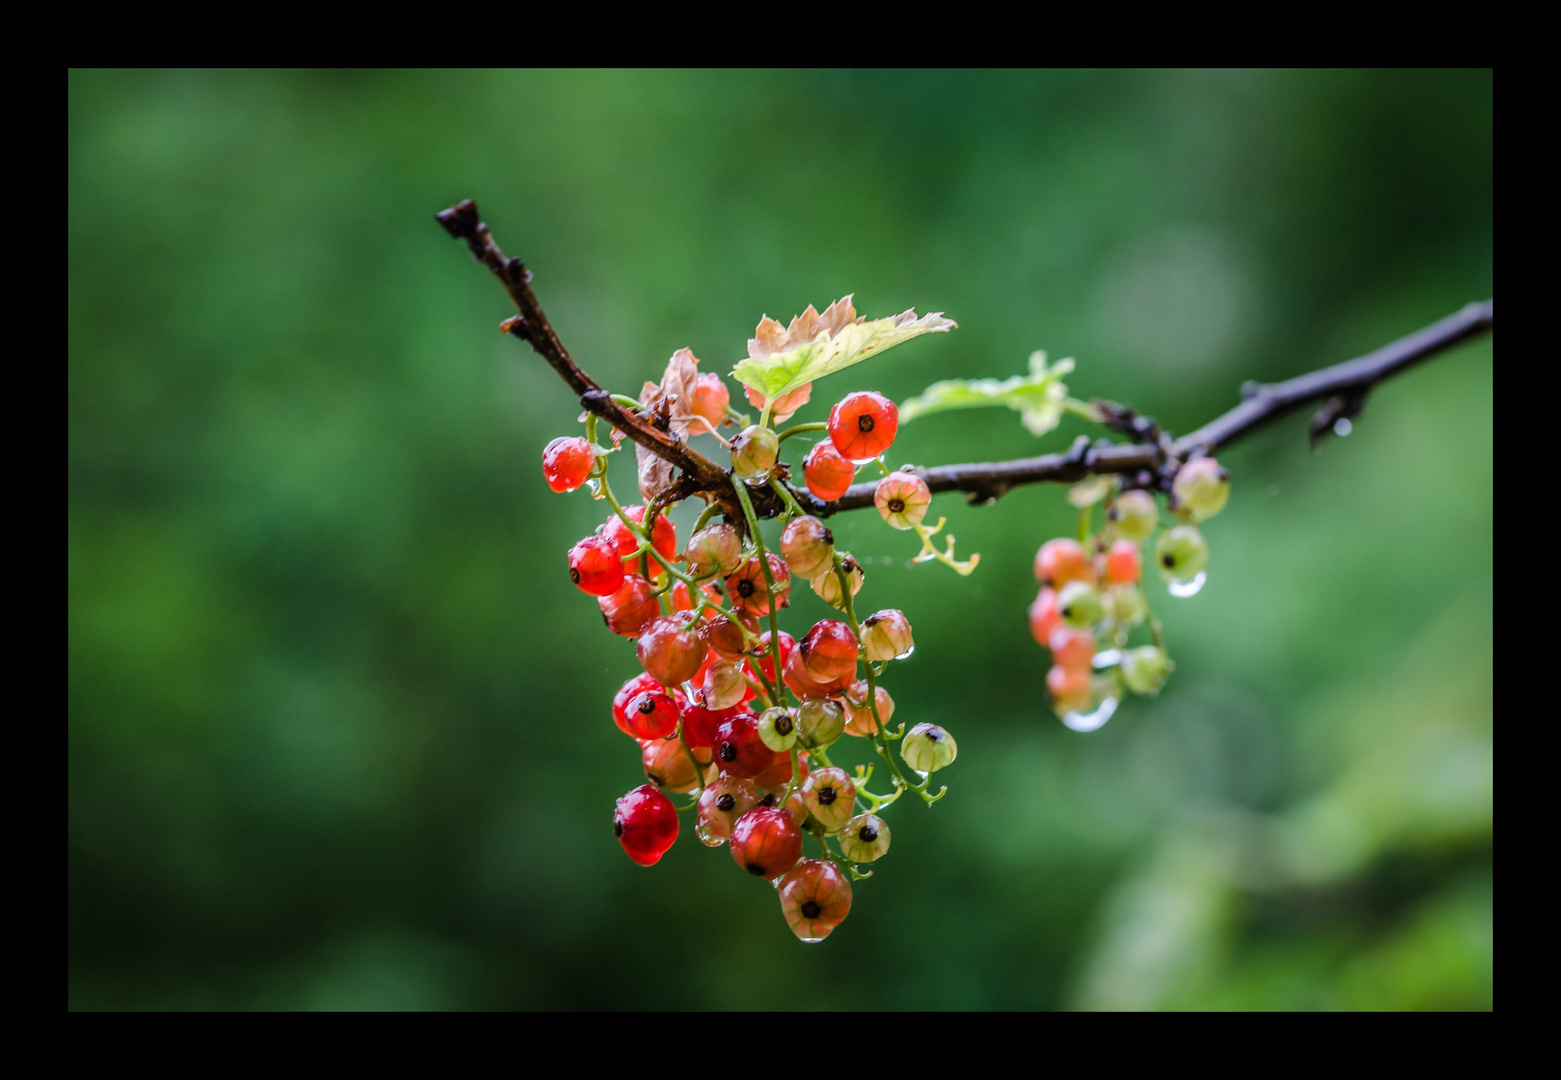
542 383 955 942
1028 457 1230 728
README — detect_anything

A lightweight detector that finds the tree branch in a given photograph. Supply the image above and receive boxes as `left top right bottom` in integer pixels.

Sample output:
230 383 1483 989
438 200 1491 522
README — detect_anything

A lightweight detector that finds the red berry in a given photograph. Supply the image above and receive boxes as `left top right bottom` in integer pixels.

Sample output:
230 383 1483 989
713 712 775 780
636 612 706 687
542 436 596 493
753 746 802 790
1047 664 1091 700
725 553 791 618
612 673 663 737
1048 626 1095 668
828 391 899 463
1028 588 1061 647
803 441 856 503
1104 539 1142 585
679 696 737 760
706 615 749 659
729 806 803 879
614 784 679 867
603 505 678 564
599 575 660 637
569 535 626 596
778 858 852 941
784 647 851 700
623 690 680 740
1034 538 1093 588
642 737 698 793
700 658 749 711
800 620 859 683
690 373 730 434
780 516 835 580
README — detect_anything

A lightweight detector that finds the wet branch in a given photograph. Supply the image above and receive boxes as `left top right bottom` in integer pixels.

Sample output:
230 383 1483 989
438 200 1492 520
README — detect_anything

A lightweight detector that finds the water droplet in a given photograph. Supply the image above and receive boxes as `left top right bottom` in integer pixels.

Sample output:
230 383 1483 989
1062 696 1119 732
913 769 929 782
1167 570 1207 598
1092 648 1122 669
800 936 825 944
896 644 915 660
1333 417 1352 437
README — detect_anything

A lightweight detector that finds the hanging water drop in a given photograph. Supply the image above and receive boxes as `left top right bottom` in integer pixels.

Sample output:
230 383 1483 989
1167 570 1206 598
1062 695 1118 733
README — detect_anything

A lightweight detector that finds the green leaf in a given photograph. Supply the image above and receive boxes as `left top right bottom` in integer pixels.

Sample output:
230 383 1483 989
731 309 956 404
900 352 1076 437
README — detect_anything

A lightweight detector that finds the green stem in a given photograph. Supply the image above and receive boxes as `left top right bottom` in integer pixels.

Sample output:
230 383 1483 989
691 501 723 534
768 477 807 519
1063 396 1103 422
732 480 792 708
1077 503 1092 545
776 422 827 443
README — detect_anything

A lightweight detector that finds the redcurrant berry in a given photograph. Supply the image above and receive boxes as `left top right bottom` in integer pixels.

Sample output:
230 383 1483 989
1028 588 1061 648
797 697 846 749
780 516 835 580
713 712 775 780
642 737 698 793
612 673 663 737
729 806 803 879
753 746 803 790
1108 489 1158 542
1048 626 1096 668
744 382 812 425
623 690 680 741
690 372 730 434
725 553 791 618
1057 581 1104 629
828 391 899 463
696 777 760 847
757 707 799 752
800 619 859 683
810 553 864 611
802 441 855 503
1156 524 1209 582
614 784 679 867
784 646 851 700
901 722 957 774
679 696 737 761
750 630 795 684
731 425 780 485
1120 645 1174 695
700 659 749 711
1034 538 1093 588
874 471 931 530
568 534 626 597
685 523 743 579
1104 539 1142 586
603 505 677 564
843 680 895 736
777 858 852 942
801 766 856 832
542 436 595 493
860 609 914 662
599 575 660 637
705 614 749 659
839 814 890 863
636 612 706 687
1046 663 1091 700
1171 457 1230 522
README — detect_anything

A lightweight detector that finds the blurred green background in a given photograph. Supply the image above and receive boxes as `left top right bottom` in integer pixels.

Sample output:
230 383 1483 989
68 70 1492 1010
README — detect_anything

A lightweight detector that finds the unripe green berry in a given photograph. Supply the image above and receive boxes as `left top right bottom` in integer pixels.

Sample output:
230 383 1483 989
838 814 891 862
1108 489 1159 541
1056 580 1104 629
1171 457 1230 522
860 609 914 662
685 523 744 578
797 697 846 749
901 722 957 774
731 425 779 485
780 515 835 579
757 707 799 752
810 554 864 611
1105 583 1147 627
1155 524 1209 582
801 766 856 832
1120 646 1174 695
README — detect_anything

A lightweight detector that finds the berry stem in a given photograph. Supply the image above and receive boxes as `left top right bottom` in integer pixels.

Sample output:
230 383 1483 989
691 501 723 534
732 478 793 708
1077 504 1091 545
676 724 706 795
776 422 828 444
767 477 808 519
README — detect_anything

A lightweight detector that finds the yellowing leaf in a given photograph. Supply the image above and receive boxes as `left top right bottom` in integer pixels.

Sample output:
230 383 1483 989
731 298 956 407
900 352 1076 437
